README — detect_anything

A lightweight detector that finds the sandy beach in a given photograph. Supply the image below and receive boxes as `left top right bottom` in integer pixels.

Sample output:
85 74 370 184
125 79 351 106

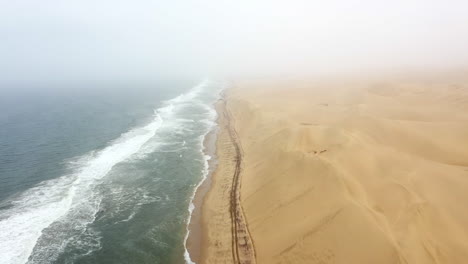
199 73 468 264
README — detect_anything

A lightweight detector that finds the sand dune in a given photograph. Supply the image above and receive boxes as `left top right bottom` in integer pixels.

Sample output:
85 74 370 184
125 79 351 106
201 74 468 264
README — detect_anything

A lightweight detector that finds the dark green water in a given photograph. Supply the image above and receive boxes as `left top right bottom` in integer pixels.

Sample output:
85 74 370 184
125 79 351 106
0 80 222 264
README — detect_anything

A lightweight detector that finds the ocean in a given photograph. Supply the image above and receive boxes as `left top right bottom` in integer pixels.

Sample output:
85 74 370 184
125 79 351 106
0 80 222 264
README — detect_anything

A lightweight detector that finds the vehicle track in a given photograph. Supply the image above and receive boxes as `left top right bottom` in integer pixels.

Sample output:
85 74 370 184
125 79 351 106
222 98 256 264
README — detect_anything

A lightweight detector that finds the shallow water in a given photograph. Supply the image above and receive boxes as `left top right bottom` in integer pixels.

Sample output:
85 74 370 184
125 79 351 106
0 80 222 264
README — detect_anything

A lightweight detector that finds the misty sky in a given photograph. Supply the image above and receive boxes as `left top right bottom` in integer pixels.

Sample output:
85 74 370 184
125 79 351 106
1 0 468 83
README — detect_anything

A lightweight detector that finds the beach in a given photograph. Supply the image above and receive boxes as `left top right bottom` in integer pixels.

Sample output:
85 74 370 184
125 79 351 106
199 73 468 264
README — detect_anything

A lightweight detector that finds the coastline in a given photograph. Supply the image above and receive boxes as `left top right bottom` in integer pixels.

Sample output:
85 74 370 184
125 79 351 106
196 98 235 264
185 118 219 263
194 92 256 264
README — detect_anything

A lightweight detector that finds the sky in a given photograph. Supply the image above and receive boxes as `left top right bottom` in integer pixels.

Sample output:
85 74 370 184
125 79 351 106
1 0 468 84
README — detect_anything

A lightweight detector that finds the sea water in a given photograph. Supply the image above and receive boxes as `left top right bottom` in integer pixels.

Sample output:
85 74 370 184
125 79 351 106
0 80 222 264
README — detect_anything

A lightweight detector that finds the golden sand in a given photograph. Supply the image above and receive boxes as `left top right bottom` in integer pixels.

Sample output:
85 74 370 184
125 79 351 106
200 74 468 264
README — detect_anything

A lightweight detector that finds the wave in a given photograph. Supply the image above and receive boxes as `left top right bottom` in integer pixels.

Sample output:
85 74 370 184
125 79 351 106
183 80 223 264
0 80 218 264
0 115 162 264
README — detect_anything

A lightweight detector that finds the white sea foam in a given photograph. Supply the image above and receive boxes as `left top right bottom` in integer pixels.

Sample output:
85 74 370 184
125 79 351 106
132 82 209 160
0 80 218 264
183 80 223 264
0 116 162 264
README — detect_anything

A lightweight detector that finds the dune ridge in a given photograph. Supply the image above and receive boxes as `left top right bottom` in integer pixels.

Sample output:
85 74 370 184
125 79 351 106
201 74 468 264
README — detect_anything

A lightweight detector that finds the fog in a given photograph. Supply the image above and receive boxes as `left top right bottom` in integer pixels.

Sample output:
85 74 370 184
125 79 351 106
1 0 468 85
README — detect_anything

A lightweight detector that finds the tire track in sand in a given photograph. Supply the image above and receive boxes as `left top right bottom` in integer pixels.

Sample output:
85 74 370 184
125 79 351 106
222 98 257 264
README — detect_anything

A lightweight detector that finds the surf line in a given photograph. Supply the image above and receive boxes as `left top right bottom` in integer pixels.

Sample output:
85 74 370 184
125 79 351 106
183 80 220 264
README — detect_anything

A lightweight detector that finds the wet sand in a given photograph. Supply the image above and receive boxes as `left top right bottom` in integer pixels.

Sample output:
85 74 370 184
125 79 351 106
186 120 219 263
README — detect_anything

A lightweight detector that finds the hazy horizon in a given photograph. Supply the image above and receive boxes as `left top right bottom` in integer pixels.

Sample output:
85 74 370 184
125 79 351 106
1 0 468 87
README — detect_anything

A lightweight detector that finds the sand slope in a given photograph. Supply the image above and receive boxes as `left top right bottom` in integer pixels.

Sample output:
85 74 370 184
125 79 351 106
214 76 468 264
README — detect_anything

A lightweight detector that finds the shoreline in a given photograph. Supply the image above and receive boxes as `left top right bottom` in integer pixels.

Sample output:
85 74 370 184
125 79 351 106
185 99 221 263
193 92 257 264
